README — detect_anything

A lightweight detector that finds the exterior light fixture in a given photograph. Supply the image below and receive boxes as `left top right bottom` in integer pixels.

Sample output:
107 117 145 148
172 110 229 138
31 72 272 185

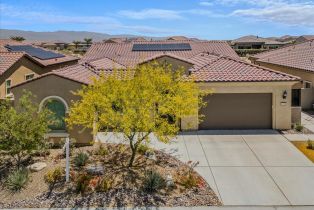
282 90 288 99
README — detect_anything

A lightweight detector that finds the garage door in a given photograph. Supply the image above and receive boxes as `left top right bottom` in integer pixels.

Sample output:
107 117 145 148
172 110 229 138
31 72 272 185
199 93 272 129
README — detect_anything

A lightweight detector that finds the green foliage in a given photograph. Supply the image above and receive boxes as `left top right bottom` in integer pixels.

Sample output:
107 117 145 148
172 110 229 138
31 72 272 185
95 144 108 156
72 40 81 49
10 36 25 42
84 38 93 45
6 168 29 192
307 140 314 150
142 169 165 193
95 177 112 192
44 167 63 185
137 143 150 155
74 152 89 168
67 63 210 167
0 91 51 167
295 123 304 132
75 173 91 194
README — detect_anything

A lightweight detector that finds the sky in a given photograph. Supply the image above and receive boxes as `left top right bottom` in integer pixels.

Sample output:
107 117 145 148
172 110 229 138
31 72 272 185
0 0 314 39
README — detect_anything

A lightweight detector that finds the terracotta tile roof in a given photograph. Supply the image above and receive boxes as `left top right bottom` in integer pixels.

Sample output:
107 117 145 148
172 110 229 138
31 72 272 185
82 40 240 67
300 35 314 41
0 40 79 67
251 41 314 73
87 57 126 71
232 35 284 45
191 54 299 82
0 52 25 75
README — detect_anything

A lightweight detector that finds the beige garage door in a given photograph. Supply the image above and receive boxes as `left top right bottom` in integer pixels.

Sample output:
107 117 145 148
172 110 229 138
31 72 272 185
199 93 272 129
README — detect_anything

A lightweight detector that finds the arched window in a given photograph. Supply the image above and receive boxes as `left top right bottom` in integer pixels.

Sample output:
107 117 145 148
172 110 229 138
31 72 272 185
40 96 68 131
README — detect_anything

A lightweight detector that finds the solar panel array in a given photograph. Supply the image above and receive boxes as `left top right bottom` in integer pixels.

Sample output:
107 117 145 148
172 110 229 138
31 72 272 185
6 45 65 60
132 43 192 51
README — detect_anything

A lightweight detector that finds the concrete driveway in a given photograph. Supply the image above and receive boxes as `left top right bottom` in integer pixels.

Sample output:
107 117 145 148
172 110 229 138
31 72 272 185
97 130 314 206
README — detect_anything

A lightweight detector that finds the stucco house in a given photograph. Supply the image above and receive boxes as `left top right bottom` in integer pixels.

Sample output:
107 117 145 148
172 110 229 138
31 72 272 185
295 35 314 44
10 40 299 144
0 40 79 99
231 35 285 50
249 40 314 113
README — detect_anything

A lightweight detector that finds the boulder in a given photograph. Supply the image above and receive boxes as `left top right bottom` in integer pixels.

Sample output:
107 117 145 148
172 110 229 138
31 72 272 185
27 162 47 172
86 164 104 175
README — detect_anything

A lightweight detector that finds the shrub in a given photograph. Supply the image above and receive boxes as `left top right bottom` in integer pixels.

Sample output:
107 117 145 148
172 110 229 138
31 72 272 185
74 152 89 168
95 144 108 156
178 161 201 189
294 123 304 132
142 169 165 193
95 177 113 192
138 143 150 155
307 140 313 149
75 173 91 194
44 167 64 198
6 168 29 192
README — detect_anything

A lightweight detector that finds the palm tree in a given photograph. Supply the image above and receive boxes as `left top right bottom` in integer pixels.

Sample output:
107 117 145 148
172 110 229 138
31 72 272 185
84 38 93 46
72 41 81 49
10 36 25 42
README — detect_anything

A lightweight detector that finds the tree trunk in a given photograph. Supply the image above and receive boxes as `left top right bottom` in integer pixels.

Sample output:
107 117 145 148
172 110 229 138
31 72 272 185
128 148 136 167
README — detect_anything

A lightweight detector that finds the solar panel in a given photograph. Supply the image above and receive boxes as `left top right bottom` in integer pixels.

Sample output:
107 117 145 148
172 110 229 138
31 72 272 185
132 43 191 51
6 45 65 60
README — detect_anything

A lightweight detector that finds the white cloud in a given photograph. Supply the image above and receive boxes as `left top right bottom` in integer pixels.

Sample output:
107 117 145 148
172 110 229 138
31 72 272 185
231 1 314 27
199 1 213 6
118 9 183 20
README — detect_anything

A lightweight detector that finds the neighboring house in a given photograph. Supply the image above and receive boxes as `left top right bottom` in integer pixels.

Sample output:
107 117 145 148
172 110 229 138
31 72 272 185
11 40 299 144
167 36 189 41
103 38 128 43
232 35 286 50
0 41 79 99
249 40 314 114
295 35 314 44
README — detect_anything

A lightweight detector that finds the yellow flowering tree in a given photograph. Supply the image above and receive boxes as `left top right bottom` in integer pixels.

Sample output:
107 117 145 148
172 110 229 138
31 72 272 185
67 63 209 167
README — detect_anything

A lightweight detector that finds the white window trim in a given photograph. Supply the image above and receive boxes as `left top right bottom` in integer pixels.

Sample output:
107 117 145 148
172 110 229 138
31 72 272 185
5 79 12 97
24 73 35 81
39 96 69 113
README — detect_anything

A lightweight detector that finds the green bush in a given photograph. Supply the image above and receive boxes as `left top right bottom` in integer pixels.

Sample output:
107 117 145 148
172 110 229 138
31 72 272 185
75 173 91 194
95 177 113 192
307 140 314 150
138 143 150 155
294 123 304 132
95 144 108 156
142 169 165 193
6 168 29 192
44 167 63 185
74 152 89 168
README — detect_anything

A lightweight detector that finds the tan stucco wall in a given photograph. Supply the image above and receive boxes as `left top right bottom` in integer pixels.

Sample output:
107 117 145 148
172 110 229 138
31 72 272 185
11 75 93 144
181 81 298 130
252 61 314 109
0 57 45 98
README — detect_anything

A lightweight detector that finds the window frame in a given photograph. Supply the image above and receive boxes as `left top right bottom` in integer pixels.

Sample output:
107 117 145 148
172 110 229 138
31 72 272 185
303 81 312 89
25 73 35 81
5 79 12 96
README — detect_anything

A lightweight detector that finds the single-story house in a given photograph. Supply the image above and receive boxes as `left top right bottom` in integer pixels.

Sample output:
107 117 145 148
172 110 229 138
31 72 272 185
249 40 314 114
295 35 314 44
11 40 300 144
231 35 286 50
0 40 79 99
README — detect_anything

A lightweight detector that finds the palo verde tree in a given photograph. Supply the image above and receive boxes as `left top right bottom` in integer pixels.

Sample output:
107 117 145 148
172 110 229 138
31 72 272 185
0 91 51 168
84 38 93 46
67 63 209 167
10 36 25 42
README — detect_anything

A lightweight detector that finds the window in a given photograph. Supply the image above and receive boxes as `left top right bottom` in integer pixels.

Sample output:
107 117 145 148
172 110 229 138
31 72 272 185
304 81 312 89
291 89 301 107
5 79 11 95
25 73 35 81
45 99 66 130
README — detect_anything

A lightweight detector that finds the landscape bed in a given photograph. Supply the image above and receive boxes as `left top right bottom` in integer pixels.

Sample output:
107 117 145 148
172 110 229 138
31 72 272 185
0 143 221 208
291 141 314 162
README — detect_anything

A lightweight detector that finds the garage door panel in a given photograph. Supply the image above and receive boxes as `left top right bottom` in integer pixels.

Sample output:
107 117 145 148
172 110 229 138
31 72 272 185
199 93 272 129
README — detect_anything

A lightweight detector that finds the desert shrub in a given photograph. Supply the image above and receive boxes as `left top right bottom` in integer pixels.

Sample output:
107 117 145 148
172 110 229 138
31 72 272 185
95 177 113 192
307 140 314 150
74 152 89 168
6 168 29 192
44 167 64 197
178 161 201 189
75 173 91 194
138 143 150 155
142 169 165 193
294 123 304 132
95 144 108 156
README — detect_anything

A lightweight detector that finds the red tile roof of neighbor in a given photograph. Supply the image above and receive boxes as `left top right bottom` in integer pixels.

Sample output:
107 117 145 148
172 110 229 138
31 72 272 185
0 39 79 67
0 52 25 75
231 35 285 45
11 40 299 88
251 40 314 73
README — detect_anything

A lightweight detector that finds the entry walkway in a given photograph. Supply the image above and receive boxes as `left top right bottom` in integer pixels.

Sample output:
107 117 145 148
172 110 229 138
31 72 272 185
97 130 314 206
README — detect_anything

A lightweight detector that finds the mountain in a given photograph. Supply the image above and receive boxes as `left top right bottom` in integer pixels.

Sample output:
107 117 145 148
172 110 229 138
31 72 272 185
0 29 160 42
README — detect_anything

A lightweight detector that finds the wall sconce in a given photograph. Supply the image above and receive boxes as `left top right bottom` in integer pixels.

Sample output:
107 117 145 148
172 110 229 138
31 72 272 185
282 90 288 99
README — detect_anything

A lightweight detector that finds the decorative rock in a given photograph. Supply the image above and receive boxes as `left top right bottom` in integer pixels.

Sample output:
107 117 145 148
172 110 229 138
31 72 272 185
86 164 104 175
145 151 157 161
166 174 175 188
27 162 47 172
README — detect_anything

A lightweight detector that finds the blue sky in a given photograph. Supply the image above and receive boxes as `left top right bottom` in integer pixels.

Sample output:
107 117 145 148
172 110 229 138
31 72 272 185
0 0 314 39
